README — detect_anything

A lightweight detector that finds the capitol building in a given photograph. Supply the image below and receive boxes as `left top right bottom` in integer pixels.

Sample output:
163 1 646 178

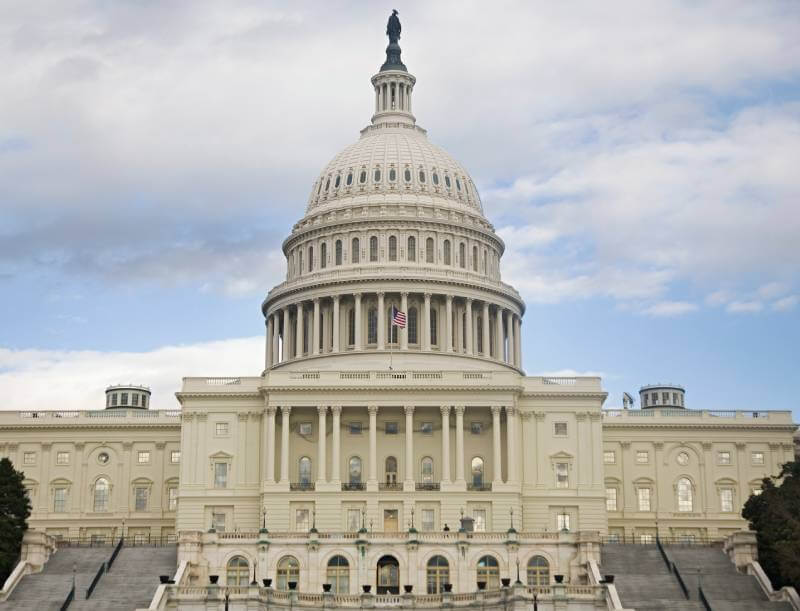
0 14 796 611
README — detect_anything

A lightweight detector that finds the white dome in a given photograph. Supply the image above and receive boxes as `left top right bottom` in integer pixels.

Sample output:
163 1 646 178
306 123 484 216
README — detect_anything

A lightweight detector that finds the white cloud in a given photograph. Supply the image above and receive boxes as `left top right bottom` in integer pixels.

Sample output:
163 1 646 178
641 301 698 317
726 301 764 314
772 295 799 311
0 338 263 412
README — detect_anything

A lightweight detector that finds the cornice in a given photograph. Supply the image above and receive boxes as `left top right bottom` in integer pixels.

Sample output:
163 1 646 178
0 423 181 432
602 422 797 432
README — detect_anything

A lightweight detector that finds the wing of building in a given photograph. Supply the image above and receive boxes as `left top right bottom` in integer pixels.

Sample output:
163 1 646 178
0 14 796 611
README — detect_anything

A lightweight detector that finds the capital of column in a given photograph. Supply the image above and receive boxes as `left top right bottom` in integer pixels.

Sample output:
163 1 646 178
505 406 516 416
445 295 453 304
354 292 362 301
404 405 415 415
317 405 328 415
454 405 465 416
330 405 342 416
265 405 277 416
368 405 379 415
333 295 340 303
466 297 473 305
281 406 292 415
377 291 385 298
424 292 432 300
490 405 502 416
401 291 409 297
440 405 451 416
313 297 320 305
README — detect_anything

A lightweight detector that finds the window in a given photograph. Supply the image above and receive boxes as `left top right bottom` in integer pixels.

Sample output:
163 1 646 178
321 242 327 268
718 451 732 465
419 169 426 183
324 177 330 192
385 456 398 484
555 463 569 488
346 171 353 186
298 422 312 436
359 170 367 184
56 451 70 465
640 534 654 544
348 457 362 484
473 508 487 532
121 392 129 406
643 394 649 407
334 174 341 189
54 487 67 513
351 238 360 263
369 236 378 262
554 422 568 436
171 451 181 464
327 555 350 594
407 236 416 261
388 236 397 261
23 452 36 465
214 462 228 489
389 167 397 182
138 451 150 464
347 509 361 531
432 171 439 185
476 555 499 589
426 555 449 594
425 237 434 263
93 478 109 512
348 308 356 345
404 168 412 182
168 487 178 511
299 457 312 485
298 249 303 275
141 395 147 408
443 240 451 265
385 422 398 435
751 451 764 465
470 422 483 435
606 488 618 511
212 511 226 532
421 457 434 483
408 307 418 344
456 177 462 191
227 556 249 586
677 451 690 466
636 451 649 464
367 307 377 344
420 422 433 435
374 168 381 183
557 512 570 531
527 556 550 587
477 316 483 352
751 487 762 496
134 487 149 511
384 509 399 532
308 246 314 272
445 174 451 188
335 240 343 265
276 556 300 591
421 508 435 531
296 508 310 531
98 451 110 465
720 488 734 512
430 309 438 345
638 487 651 511
459 242 465 268
215 422 229 436
677 478 693 512
348 422 362 435
604 451 616 464
471 457 484 488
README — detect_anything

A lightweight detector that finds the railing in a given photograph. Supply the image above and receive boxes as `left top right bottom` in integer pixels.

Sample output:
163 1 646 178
542 377 576 385
107 535 124 571
0 559 27 601
466 483 492 491
415 482 440 491
13 409 181 421
341 482 366 491
290 482 316 491
603 534 721 545
56 535 176 548
699 584 712 610
60 582 75 611
656 535 670 570
205 377 241 385
378 482 403 491
85 563 105 599
602 408 789 421
673 563 689 599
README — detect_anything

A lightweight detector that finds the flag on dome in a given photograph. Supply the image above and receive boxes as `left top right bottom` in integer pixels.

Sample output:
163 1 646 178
391 306 406 328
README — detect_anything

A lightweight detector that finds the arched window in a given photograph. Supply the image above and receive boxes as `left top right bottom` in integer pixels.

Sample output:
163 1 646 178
335 240 343 265
677 478 693 512
421 457 434 483
351 238 360 264
426 238 434 263
327 555 350 594
308 246 314 272
459 242 465 268
527 556 549 587
298 249 303 275
476 555 500 590
472 246 478 271
321 243 327 269
298 456 312 485
408 307 418 344
348 308 355 346
377 556 400 594
476 316 483 353
385 456 398 485
227 556 249 586
471 457 484 488
426 555 449 594
388 307 398 344
276 556 300 591
349 457 362 484
430 309 438 345
369 236 378 262
368 308 378 344
443 240 451 265
93 477 109 512
407 236 416 261
388 236 397 261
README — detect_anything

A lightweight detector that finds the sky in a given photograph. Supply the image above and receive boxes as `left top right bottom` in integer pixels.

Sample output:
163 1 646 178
1 1 799 420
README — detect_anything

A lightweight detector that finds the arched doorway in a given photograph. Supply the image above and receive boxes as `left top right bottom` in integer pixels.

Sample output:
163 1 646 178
376 555 400 594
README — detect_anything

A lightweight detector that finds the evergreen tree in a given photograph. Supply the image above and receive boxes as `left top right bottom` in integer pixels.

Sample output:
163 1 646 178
0 457 32 584
742 460 800 592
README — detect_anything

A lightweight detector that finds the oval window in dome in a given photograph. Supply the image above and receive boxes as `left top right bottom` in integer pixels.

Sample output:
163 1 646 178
359 170 367 184
404 168 412 182
346 172 353 186
389 168 396 182
432 172 439 185
374 168 381 183
456 178 462 191
419 170 426 183
445 175 451 188
325 177 330 192
334 175 341 189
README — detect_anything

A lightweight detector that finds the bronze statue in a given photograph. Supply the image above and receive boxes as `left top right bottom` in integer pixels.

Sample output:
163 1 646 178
387 10 401 44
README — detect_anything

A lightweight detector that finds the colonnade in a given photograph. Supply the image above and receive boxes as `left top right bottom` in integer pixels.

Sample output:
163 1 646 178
261 405 519 489
375 78 412 114
264 292 522 370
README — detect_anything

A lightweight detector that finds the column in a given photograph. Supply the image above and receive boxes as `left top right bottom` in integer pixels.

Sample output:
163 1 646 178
354 293 363 350
445 295 453 352
400 292 409 350
368 405 378 484
295 302 304 357
264 407 276 483
280 406 291 485
514 315 522 367
272 313 280 365
506 310 514 366
312 298 321 355
491 406 502 485
317 406 327 484
441 406 451 484
482 303 490 357
282 307 291 361
404 406 415 486
377 292 385 350
455 406 465 484
495 307 504 362
506 407 517 483
332 296 340 353
423 293 432 350
265 317 273 369
465 299 473 355
331 406 342 484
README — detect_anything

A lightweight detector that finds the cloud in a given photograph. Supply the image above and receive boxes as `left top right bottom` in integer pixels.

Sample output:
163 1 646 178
726 301 764 313
772 295 799 311
641 301 698 317
0 338 264 412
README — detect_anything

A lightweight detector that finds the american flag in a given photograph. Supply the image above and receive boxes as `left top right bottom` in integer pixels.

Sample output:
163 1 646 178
391 305 406 328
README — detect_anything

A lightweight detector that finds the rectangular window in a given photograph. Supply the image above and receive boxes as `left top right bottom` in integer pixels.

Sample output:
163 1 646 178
672 392 678 405
348 422 362 435
299 422 312 436
606 488 618 512
662 392 669 404
296 509 310 531
470 422 483 435
121 392 129 406
420 422 433 435
638 488 651 511
473 509 487 532
215 422 229 436
23 452 36 465
384 509 399 532
421 508 435 531
720 488 734 512
54 488 67 513
752 487 762 496
604 451 616 464
171 451 181 464
134 487 148 511
640 534 654 544
385 421 398 435
555 462 569 488
214 462 228 488
168 487 178 511
347 509 361 531
718 451 731 465
212 512 226 533
56 451 70 465
557 513 570 531
138 451 150 464
751 452 764 465
636 451 649 464
132 393 139 407
553 422 568 436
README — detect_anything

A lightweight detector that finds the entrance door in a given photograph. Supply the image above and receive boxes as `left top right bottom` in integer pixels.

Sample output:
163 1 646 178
377 555 400 594
383 509 399 532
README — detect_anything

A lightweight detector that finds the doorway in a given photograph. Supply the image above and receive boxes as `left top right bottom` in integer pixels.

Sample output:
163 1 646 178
376 555 400 594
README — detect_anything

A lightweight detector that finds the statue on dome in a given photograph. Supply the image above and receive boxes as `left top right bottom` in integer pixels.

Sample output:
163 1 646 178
387 10 401 43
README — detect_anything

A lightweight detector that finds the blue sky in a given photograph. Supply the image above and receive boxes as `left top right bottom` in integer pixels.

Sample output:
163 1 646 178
1 1 799 420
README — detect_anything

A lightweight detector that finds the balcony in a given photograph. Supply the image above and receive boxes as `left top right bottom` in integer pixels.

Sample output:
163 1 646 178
342 482 366 491
379 482 403 491
290 482 315 492
467 483 492 491
415 482 440 491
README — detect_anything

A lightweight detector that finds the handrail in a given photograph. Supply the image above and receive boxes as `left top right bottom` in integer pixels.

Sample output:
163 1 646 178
698 585 712 610
672 562 689 599
60 582 75 611
656 536 670 571
0 559 28 601
85 562 105 599
107 536 124 571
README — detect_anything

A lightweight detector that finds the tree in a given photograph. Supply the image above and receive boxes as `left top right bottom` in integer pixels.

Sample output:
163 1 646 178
742 460 800 592
0 457 31 585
